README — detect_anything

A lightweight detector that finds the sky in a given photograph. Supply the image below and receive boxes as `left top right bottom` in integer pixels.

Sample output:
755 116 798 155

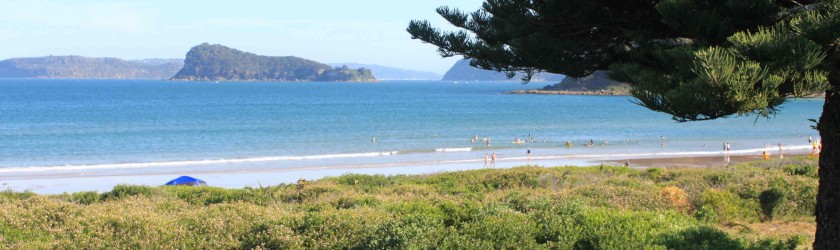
0 0 487 74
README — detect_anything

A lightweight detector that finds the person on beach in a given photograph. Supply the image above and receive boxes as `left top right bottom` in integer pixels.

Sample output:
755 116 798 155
565 141 573 147
491 152 497 168
526 148 531 165
809 135 813 144
778 143 784 159
484 153 489 168
762 150 769 160
725 142 731 152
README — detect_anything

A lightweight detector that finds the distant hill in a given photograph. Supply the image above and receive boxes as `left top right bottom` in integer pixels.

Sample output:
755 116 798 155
441 59 565 82
172 43 375 82
328 63 441 80
130 58 183 65
0 56 182 79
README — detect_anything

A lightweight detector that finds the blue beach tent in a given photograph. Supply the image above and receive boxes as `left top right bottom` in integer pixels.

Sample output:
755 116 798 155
164 176 207 186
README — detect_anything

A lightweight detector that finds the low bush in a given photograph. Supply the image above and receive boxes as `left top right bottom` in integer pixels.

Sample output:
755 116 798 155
100 185 154 200
759 187 787 221
784 164 818 178
0 159 817 248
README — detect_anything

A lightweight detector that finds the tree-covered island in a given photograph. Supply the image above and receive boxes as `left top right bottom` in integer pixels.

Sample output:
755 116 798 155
171 43 376 82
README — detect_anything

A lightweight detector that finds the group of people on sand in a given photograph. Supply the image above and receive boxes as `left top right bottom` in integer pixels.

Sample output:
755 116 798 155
483 152 496 168
751 135 823 161
482 149 533 168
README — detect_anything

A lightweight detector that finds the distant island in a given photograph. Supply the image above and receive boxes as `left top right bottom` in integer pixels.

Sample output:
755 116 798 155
441 59 565 82
171 43 376 82
508 71 630 96
0 56 182 79
328 63 441 80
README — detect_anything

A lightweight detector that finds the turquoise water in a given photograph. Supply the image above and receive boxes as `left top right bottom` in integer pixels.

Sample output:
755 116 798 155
0 79 823 174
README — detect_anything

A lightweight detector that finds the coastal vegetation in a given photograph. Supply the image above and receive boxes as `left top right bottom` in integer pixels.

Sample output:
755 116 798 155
171 43 376 82
0 158 816 249
408 1 839 247
328 63 442 80
0 56 182 79
540 71 630 94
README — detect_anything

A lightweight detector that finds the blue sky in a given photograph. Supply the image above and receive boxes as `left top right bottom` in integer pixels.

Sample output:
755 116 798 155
0 0 486 74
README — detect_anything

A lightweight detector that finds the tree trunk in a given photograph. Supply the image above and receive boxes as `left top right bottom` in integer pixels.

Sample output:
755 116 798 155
815 88 840 249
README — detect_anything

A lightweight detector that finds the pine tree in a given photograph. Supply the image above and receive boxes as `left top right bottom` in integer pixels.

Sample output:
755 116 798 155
408 0 840 248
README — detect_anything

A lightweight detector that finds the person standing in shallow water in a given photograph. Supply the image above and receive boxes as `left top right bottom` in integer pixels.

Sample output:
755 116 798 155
778 143 784 159
526 148 531 165
491 152 496 168
484 153 489 168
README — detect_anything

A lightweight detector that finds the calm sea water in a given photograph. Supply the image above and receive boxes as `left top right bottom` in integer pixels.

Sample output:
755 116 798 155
0 79 823 175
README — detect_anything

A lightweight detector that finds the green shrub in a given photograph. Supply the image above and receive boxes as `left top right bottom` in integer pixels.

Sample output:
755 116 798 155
745 235 804 250
705 172 735 187
783 164 817 178
333 174 396 192
643 167 676 182
459 207 539 249
70 191 99 205
693 189 758 223
100 185 154 200
573 209 699 249
656 226 743 250
644 167 664 180
333 195 379 209
239 223 304 249
759 188 787 221
0 189 36 202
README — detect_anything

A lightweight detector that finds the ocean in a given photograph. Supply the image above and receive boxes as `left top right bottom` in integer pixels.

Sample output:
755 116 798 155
0 79 824 177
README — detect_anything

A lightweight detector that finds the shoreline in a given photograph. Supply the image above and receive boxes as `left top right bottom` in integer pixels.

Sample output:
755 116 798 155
0 149 814 194
505 89 630 96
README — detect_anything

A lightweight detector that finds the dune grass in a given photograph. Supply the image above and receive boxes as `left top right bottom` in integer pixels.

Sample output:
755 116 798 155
0 157 817 249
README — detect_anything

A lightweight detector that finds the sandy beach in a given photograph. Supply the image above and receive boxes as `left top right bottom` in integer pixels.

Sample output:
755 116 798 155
1 148 815 194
